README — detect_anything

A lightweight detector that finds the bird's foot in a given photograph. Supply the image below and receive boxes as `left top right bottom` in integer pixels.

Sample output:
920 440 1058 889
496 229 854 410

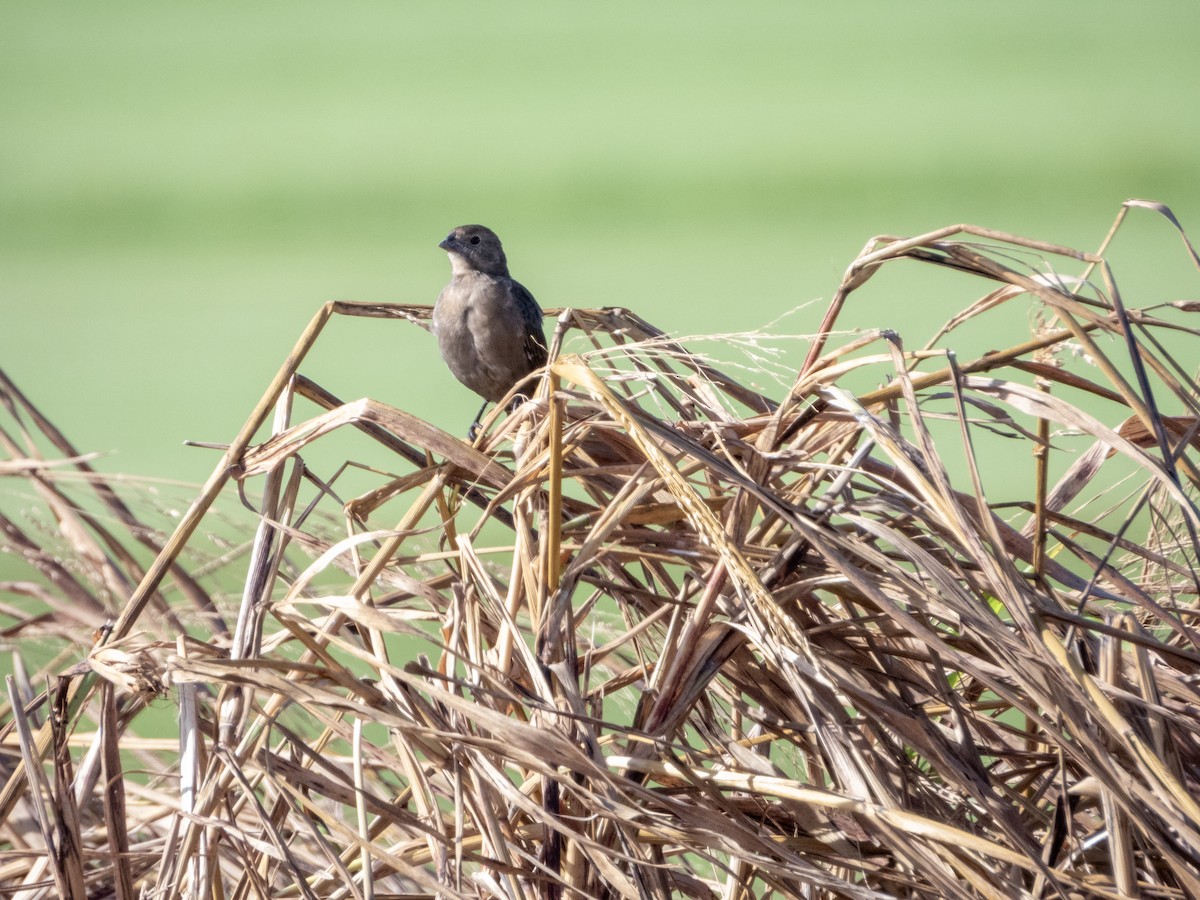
467 421 481 442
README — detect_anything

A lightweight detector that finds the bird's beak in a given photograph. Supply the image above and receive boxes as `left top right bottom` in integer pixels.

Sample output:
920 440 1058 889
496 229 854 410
438 235 456 251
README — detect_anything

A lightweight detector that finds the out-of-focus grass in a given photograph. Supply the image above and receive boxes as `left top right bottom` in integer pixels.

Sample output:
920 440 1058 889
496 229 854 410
1 1 1198 484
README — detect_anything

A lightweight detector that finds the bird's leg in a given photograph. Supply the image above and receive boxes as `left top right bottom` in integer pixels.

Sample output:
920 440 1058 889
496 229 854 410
468 400 489 442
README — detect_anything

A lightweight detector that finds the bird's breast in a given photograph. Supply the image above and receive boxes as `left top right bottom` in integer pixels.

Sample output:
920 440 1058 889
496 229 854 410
433 274 528 402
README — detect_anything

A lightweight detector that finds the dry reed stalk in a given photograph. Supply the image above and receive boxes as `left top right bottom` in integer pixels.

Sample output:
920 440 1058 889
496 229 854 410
2 200 1200 898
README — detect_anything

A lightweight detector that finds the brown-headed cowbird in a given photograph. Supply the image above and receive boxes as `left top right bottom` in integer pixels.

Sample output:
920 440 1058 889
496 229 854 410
433 225 548 439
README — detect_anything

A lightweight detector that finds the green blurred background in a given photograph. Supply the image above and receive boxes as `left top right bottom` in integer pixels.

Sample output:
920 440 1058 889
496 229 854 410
2 2 1199 485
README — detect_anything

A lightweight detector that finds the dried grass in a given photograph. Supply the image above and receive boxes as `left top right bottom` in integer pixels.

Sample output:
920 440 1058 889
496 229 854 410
3 199 1200 898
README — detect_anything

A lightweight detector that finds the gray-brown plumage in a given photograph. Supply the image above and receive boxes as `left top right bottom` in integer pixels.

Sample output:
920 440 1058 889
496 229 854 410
432 224 548 438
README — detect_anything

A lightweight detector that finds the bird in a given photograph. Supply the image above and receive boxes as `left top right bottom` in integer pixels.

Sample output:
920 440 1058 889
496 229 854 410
432 225 548 439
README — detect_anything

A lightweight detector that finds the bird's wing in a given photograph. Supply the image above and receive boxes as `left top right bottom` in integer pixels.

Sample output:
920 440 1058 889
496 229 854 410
511 280 549 369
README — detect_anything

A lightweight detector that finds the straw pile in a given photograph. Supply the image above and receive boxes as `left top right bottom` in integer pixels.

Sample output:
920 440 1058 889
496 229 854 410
3 200 1200 898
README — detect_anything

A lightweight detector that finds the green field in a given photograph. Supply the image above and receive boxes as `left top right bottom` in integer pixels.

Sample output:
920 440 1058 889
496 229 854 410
3 2 1199 484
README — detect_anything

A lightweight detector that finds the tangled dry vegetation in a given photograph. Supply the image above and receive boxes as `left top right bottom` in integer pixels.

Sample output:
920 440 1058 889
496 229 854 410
3 200 1200 899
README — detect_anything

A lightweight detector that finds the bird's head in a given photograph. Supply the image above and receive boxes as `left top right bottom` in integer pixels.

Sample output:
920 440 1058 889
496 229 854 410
439 225 509 277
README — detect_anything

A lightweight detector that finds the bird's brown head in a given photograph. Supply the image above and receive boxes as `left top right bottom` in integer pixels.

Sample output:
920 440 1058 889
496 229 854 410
439 224 509 277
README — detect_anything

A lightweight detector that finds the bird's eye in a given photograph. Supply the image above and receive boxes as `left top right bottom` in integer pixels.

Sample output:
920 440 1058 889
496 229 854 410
469 235 481 245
